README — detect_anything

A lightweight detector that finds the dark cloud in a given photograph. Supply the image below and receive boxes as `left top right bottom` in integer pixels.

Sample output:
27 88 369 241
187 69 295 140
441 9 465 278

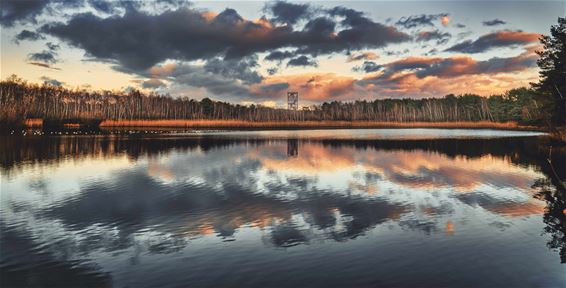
264 50 294 61
0 0 49 27
14 29 45 43
395 13 448 29
142 79 166 89
415 30 451 44
287 55 317 67
260 82 290 92
213 8 244 26
385 49 410 56
46 42 60 51
265 1 312 25
42 6 409 72
426 48 438 56
483 19 506 26
40 76 64 86
204 56 263 84
296 6 410 55
455 23 466 28
149 62 258 100
267 67 279 75
445 31 540 53
353 61 382 73
27 50 58 64
27 62 61 70
42 8 218 70
88 0 121 14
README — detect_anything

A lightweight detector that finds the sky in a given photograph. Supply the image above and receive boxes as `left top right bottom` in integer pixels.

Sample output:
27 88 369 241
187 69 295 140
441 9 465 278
1 0 564 107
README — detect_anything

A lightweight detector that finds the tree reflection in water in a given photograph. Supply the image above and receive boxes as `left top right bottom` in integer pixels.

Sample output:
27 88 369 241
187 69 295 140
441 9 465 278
532 146 566 263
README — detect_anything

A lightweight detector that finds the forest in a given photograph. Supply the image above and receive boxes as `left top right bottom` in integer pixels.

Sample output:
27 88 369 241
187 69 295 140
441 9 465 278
0 78 549 128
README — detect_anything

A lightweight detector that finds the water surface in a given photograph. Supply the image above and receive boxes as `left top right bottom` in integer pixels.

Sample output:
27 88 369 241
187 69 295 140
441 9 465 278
1 129 565 287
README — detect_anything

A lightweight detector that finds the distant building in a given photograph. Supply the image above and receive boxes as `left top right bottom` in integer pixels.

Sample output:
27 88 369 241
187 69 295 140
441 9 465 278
287 91 298 110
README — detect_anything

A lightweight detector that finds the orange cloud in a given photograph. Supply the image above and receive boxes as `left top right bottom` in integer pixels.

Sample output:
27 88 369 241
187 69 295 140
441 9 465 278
441 15 450 26
149 62 177 77
201 11 217 22
360 49 539 97
495 31 541 43
255 73 357 101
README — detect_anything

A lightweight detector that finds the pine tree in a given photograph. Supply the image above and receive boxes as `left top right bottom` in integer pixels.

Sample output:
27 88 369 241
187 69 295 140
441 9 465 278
534 17 566 125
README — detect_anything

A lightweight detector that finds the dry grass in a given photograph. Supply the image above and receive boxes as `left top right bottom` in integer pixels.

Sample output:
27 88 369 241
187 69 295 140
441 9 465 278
24 118 43 127
21 118 541 131
98 119 534 130
550 128 566 142
63 123 81 128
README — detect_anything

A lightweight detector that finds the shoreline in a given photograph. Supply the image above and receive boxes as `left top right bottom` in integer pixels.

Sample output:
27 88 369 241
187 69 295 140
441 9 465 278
18 118 544 131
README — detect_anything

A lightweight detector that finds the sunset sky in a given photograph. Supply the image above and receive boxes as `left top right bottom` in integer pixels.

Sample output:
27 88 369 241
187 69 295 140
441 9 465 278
1 0 564 106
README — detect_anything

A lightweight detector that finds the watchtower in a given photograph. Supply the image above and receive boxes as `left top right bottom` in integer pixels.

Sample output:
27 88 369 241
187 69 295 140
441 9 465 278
287 91 298 110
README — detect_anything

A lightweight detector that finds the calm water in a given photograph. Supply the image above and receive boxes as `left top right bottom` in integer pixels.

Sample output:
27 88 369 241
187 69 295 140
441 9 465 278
1 129 565 288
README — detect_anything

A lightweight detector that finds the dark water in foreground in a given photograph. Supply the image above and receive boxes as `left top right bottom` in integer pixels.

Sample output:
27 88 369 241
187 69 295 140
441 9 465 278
1 129 565 288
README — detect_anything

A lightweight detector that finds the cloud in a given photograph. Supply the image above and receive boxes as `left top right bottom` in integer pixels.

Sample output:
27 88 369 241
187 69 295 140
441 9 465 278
34 3 410 101
145 62 258 100
88 0 117 14
416 30 451 44
371 49 537 80
46 42 60 51
264 50 295 61
259 82 290 92
27 62 61 70
41 5 409 77
142 79 166 89
396 13 449 29
295 6 410 56
358 49 538 97
347 51 378 62
204 56 263 84
483 19 506 26
440 15 450 26
0 0 50 27
27 50 58 64
445 31 540 53
40 76 64 86
264 1 313 25
415 53 537 78
353 61 382 73
287 55 318 67
14 29 45 43
455 23 466 28
258 73 357 101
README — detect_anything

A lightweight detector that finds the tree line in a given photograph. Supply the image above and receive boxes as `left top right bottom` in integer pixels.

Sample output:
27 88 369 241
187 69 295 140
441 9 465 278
0 77 548 128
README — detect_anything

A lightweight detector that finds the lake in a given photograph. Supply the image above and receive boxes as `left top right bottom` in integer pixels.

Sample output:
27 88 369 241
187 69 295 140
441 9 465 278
1 129 565 287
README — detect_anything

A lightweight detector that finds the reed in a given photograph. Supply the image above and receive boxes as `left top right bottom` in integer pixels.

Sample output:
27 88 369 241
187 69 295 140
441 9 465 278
24 118 43 127
98 119 534 130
